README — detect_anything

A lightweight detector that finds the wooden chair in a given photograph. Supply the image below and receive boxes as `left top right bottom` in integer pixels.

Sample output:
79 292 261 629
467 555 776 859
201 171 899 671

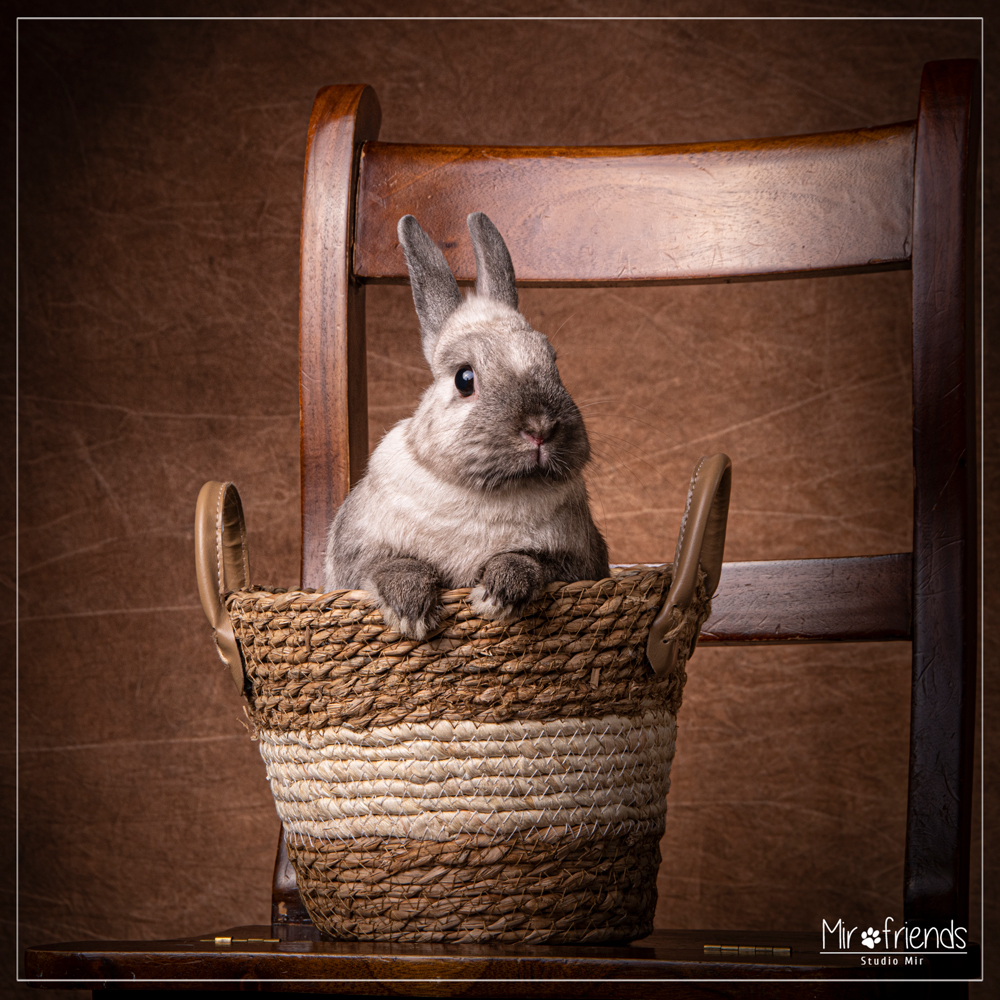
291 56 979 933
25 59 979 995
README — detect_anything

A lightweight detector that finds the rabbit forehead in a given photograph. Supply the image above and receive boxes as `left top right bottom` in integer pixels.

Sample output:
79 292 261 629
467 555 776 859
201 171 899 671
432 296 553 373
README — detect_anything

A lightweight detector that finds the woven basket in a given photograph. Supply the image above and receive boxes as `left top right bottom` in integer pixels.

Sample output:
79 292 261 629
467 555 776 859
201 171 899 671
195 455 731 945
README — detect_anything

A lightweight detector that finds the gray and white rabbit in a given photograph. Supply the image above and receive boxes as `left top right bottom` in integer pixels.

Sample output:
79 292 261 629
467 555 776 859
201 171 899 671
322 212 609 638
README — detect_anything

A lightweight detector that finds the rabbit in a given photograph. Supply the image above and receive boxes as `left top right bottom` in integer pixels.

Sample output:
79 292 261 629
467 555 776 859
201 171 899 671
322 211 609 639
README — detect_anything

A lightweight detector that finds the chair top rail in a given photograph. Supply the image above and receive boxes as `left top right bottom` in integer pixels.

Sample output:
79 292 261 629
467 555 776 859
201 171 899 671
354 121 916 286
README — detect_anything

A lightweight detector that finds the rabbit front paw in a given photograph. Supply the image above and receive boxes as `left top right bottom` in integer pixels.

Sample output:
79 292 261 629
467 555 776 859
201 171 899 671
470 552 544 621
368 557 440 640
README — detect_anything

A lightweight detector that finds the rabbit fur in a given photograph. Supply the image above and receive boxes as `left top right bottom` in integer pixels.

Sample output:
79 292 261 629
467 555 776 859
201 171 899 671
322 212 609 638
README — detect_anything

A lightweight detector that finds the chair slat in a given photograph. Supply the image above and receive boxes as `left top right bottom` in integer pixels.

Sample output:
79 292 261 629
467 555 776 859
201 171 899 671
697 553 912 643
355 123 915 286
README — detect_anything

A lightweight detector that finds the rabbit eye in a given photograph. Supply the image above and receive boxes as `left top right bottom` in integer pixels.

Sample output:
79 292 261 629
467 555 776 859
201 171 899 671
455 366 475 397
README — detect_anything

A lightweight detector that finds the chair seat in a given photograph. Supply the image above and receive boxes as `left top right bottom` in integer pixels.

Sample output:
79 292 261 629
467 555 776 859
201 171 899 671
24 926 979 996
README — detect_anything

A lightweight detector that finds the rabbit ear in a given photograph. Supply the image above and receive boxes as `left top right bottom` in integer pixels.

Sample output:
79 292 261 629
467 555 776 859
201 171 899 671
468 212 518 310
398 215 463 363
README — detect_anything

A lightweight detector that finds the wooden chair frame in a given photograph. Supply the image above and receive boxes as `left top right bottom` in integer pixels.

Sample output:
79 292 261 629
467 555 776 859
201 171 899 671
288 59 979 936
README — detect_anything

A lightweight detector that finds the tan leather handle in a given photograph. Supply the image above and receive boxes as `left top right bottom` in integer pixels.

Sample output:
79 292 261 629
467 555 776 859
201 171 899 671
195 481 250 693
647 454 732 678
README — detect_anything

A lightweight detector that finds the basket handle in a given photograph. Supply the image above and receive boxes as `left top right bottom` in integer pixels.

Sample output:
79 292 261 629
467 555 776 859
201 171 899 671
195 481 250 693
646 454 732 678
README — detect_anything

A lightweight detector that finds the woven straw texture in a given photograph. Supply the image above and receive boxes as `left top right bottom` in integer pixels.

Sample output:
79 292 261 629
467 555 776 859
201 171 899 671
228 564 709 943
287 829 663 944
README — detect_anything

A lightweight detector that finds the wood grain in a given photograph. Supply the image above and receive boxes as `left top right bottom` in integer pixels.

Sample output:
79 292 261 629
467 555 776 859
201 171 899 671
354 123 915 286
25 925 979 995
699 555 911 644
904 59 979 929
299 84 381 589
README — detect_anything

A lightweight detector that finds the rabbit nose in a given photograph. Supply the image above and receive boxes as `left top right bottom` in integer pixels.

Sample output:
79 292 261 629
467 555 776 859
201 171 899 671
521 418 557 447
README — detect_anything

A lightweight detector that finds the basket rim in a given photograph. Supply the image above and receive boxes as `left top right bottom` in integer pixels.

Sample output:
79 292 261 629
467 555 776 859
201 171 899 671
225 562 672 605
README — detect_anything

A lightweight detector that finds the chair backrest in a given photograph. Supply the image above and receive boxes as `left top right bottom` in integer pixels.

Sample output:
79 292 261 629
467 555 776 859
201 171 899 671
293 60 978 932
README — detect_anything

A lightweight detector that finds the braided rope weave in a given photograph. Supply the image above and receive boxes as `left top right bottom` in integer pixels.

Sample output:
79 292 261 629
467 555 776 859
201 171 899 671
228 564 710 943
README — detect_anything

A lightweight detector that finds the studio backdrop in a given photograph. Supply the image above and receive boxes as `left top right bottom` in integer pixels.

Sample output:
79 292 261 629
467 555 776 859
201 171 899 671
14 11 985 977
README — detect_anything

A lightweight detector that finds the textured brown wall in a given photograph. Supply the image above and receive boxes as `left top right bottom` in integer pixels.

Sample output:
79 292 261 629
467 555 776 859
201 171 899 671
12 12 989 996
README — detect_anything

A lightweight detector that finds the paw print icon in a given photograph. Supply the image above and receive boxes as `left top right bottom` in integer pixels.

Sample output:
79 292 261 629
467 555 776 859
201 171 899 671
861 927 882 950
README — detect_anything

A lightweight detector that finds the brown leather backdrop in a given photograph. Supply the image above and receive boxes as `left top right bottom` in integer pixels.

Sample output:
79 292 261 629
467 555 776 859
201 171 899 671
11 11 992 998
